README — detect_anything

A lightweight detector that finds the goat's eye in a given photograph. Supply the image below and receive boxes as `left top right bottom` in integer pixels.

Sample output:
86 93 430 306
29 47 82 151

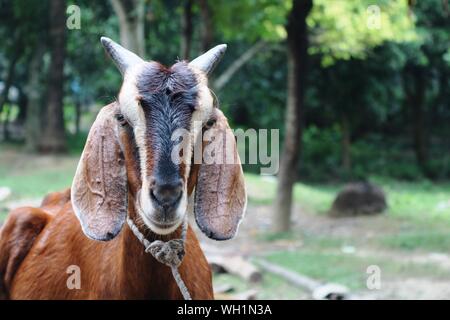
205 118 216 129
115 113 128 127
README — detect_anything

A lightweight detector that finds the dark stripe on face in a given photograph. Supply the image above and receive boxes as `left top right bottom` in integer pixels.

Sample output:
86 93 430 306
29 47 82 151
136 62 199 183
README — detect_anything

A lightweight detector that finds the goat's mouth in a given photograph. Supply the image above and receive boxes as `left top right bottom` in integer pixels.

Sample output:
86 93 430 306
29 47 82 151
136 190 187 235
146 215 180 230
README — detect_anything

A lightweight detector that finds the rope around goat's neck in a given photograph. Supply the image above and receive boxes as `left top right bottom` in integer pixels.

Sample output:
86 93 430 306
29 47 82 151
126 216 192 300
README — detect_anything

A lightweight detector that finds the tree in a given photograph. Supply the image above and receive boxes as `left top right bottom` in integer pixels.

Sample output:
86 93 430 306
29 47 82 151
404 63 427 172
0 0 50 146
39 0 67 153
25 44 46 152
110 0 146 57
305 0 416 175
0 1 27 122
180 0 193 59
401 0 450 177
0 32 22 119
199 0 213 52
273 0 313 232
208 0 289 90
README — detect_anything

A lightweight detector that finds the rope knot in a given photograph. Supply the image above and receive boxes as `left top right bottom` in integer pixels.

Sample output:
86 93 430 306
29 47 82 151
145 239 185 267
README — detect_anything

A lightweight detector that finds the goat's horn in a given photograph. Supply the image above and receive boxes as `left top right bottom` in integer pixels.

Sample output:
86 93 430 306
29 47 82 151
189 44 227 75
100 36 144 76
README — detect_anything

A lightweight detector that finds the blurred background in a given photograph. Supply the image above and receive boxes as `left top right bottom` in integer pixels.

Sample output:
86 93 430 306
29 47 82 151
0 0 449 299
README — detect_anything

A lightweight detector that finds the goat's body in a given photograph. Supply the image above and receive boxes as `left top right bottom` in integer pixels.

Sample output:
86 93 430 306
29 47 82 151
0 190 213 300
0 40 247 300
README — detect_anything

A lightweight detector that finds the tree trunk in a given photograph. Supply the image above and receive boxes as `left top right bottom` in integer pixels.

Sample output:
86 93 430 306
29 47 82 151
2 105 11 142
199 0 213 52
411 68 428 173
75 100 81 135
180 0 193 60
2 105 11 141
340 114 351 174
15 88 28 125
111 0 146 57
404 65 428 174
0 46 21 116
273 0 312 232
25 45 45 152
39 0 67 153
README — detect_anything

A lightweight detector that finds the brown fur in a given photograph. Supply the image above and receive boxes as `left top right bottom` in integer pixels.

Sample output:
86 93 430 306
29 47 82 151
0 190 213 299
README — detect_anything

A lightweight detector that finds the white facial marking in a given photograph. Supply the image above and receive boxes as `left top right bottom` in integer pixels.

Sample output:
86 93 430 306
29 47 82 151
118 64 214 235
187 74 215 169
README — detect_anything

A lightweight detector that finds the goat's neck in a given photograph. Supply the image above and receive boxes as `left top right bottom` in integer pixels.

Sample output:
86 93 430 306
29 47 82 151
117 196 184 299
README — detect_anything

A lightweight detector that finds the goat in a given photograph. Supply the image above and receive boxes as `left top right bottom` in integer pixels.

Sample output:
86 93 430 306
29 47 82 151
0 37 246 299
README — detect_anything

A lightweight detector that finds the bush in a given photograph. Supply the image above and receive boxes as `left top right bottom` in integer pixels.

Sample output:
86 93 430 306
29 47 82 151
298 129 438 182
300 125 342 181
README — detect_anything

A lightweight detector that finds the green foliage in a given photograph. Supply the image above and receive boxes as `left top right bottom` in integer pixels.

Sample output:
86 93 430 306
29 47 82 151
301 126 342 181
65 1 121 106
220 41 286 130
66 132 88 154
0 0 449 182
212 0 291 42
308 0 418 66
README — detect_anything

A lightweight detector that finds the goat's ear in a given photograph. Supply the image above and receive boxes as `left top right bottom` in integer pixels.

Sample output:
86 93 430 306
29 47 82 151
193 109 247 240
71 103 127 241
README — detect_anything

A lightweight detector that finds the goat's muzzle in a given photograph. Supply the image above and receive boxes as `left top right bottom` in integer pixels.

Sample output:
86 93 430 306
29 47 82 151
136 176 186 235
149 177 183 212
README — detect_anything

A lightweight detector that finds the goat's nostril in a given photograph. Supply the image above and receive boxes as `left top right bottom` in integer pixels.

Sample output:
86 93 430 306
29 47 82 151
150 180 183 209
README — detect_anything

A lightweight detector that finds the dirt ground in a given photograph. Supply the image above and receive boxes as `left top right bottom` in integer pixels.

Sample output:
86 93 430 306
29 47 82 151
196 203 450 299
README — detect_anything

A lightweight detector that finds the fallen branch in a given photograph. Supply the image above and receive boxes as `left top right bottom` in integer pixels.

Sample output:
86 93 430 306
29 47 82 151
255 259 349 300
215 289 258 300
208 255 263 283
213 283 234 294
213 41 267 91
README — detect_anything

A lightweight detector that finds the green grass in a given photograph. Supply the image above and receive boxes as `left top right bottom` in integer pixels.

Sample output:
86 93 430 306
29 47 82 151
0 165 76 220
245 172 450 225
261 251 368 290
0 150 76 198
256 231 297 242
380 179 450 222
245 173 336 212
260 250 449 290
381 231 450 252
213 272 308 299
0 167 74 199
0 145 79 220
